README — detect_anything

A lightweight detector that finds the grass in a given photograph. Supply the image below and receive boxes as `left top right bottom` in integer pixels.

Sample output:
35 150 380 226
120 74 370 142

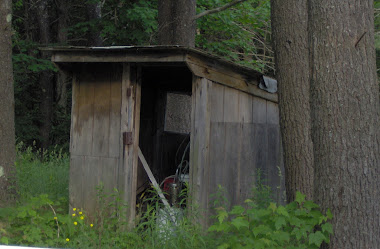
0 144 332 249
13 142 69 202
1 144 215 248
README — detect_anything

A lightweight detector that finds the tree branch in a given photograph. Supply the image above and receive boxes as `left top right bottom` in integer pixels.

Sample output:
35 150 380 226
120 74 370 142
194 0 248 20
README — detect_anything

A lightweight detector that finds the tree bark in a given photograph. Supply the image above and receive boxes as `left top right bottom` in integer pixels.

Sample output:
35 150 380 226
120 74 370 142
271 0 314 202
57 0 68 44
56 0 69 108
158 0 196 47
36 0 54 150
86 1 103 46
0 0 16 204
309 0 380 248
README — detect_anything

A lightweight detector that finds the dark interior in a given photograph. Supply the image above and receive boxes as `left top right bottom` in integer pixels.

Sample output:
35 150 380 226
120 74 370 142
137 65 192 196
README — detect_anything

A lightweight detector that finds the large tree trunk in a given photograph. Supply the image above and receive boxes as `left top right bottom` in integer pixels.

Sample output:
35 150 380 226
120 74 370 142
0 0 16 204
271 0 314 202
36 0 54 151
158 0 196 47
309 0 380 248
86 1 103 46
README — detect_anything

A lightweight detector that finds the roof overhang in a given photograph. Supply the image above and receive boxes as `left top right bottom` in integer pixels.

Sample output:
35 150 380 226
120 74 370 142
44 46 277 102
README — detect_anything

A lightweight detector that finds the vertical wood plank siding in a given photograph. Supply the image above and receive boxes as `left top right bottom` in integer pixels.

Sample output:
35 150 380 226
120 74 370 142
192 79 284 225
69 64 122 214
190 77 211 221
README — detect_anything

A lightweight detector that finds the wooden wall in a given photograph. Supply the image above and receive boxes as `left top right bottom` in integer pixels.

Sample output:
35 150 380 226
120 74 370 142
70 64 123 215
190 76 284 224
68 62 282 225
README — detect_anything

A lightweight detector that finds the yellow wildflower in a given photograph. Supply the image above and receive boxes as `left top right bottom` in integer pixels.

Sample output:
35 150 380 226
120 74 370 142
79 211 83 215
90 224 94 227
54 217 57 220
72 213 76 217
66 238 70 242
80 216 84 220
74 222 78 225
73 208 76 211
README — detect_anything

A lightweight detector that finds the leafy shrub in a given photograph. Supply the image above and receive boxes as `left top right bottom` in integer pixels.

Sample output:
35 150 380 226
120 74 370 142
0 194 67 247
208 192 333 249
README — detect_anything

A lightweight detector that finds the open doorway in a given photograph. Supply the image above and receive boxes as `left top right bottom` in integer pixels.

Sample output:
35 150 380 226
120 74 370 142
137 65 193 209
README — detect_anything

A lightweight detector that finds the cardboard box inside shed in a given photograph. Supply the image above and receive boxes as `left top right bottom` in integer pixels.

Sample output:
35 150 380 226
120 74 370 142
49 46 285 225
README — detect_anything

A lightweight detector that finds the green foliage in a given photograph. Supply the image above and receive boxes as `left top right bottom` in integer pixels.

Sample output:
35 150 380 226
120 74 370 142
0 186 215 249
196 0 274 74
251 169 274 208
11 0 73 150
0 193 109 248
132 186 214 249
0 189 131 248
208 192 333 249
0 195 67 247
102 0 158 45
12 8 70 149
12 37 58 146
67 0 158 46
13 143 70 201
2 150 332 249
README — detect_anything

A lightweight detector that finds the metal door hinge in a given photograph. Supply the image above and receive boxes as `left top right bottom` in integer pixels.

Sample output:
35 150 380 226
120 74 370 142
126 87 132 97
123 132 133 145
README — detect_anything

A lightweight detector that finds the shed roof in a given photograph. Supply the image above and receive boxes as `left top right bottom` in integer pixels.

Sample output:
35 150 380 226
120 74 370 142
45 46 277 102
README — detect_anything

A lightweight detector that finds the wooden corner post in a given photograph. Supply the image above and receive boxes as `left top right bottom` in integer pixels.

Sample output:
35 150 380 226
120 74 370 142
189 76 211 227
120 63 141 226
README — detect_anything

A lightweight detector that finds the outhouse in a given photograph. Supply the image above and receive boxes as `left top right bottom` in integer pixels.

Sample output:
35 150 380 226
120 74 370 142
49 46 284 224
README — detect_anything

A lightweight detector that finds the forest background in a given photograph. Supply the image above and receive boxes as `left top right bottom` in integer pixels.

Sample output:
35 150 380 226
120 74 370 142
13 0 278 151
1 0 378 247
11 0 378 152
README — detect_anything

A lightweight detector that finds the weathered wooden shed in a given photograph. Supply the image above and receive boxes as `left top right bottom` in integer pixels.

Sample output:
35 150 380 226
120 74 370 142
49 46 284 223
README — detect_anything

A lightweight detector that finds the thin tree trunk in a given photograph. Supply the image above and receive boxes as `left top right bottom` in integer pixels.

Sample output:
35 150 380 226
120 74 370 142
271 0 314 202
158 0 196 47
36 0 54 151
23 0 31 41
0 0 16 204
56 0 69 108
57 0 68 44
86 1 103 46
309 0 380 248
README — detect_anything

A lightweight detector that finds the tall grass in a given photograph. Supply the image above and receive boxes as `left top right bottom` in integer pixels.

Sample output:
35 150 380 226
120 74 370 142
14 142 69 201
